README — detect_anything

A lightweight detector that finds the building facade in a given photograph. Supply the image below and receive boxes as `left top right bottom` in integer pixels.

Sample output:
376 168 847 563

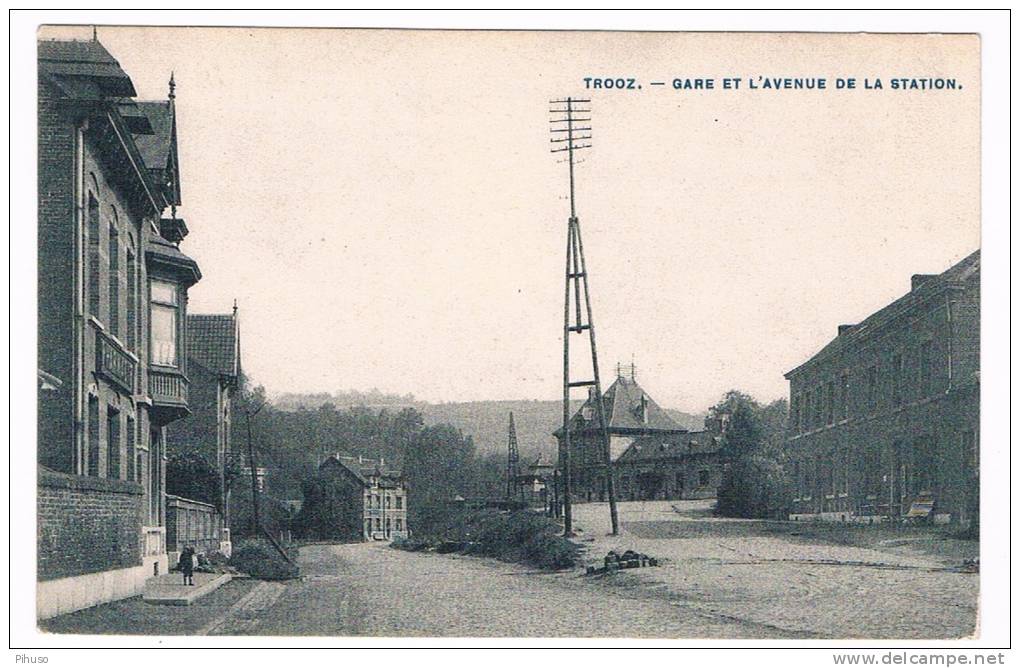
554 371 722 502
164 308 241 558
784 251 979 526
317 455 410 541
614 428 722 501
37 38 201 618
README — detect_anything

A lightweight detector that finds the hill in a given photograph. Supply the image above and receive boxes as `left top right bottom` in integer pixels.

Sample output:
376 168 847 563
271 391 705 460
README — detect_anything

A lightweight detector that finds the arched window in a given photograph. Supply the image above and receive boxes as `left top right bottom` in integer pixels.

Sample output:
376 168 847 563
87 193 100 318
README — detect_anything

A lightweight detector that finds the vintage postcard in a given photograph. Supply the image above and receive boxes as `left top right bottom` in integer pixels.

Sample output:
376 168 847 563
13 11 1010 655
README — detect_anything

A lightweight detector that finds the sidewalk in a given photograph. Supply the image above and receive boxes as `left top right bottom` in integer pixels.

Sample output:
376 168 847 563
40 578 258 636
143 572 234 606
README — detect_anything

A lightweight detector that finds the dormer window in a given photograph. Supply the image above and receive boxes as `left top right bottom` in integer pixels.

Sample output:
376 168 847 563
150 279 179 366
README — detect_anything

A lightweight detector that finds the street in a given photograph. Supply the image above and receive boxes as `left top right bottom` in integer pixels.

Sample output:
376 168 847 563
206 500 977 639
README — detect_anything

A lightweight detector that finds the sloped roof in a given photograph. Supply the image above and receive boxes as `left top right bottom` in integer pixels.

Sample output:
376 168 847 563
785 250 980 379
320 454 403 487
187 313 238 378
616 430 721 463
38 39 136 97
131 101 175 171
556 376 685 436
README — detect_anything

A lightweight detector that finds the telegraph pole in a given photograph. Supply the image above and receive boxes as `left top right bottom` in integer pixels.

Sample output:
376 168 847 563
506 412 522 501
550 97 620 536
244 398 267 535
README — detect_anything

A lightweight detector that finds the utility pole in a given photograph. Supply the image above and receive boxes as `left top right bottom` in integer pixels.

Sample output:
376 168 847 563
506 411 521 501
244 397 267 536
550 97 619 536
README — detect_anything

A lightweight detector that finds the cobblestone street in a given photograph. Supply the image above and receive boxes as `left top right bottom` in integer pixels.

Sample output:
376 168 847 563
213 500 978 639
41 500 978 638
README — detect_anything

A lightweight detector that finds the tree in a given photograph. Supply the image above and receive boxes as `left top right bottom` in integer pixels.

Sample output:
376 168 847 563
710 389 791 519
166 451 221 508
401 424 476 532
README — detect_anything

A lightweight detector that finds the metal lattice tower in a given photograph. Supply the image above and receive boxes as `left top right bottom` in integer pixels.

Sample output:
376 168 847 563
505 411 522 500
550 97 619 537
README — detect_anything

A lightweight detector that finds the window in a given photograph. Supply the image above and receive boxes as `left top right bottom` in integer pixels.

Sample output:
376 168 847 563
87 396 100 476
108 223 120 337
863 447 882 499
126 416 136 481
803 393 812 430
963 430 978 473
87 195 101 318
395 495 403 509
891 353 904 406
396 519 403 532
126 250 137 351
385 495 391 509
698 470 710 487
150 280 179 366
792 395 801 433
107 407 121 479
866 366 878 412
918 340 933 397
840 372 850 421
825 380 835 425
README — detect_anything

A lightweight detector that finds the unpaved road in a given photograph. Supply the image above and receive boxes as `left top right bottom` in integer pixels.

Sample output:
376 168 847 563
219 541 792 638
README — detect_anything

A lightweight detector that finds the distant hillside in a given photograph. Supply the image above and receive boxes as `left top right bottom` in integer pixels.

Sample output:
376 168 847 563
271 391 705 460
421 401 705 461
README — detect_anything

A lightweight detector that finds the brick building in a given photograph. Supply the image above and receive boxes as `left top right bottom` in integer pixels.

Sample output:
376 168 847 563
316 455 409 541
784 251 979 526
614 427 722 501
554 370 722 502
37 38 201 618
164 308 241 558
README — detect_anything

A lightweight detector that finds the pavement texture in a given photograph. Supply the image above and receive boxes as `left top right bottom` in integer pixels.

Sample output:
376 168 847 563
568 500 979 639
40 500 978 639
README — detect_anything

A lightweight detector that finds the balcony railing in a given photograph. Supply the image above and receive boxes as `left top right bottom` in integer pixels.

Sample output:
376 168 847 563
149 367 189 425
96 332 136 394
149 368 188 405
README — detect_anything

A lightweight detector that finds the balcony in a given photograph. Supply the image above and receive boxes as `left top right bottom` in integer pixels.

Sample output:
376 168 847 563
149 367 189 425
96 332 136 394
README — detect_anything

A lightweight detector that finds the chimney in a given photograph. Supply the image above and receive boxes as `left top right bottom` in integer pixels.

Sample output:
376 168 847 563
838 324 855 336
911 274 936 291
640 394 649 424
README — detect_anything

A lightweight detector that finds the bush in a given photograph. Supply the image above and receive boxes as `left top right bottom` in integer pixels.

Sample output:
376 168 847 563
392 508 580 570
229 539 300 580
715 454 792 520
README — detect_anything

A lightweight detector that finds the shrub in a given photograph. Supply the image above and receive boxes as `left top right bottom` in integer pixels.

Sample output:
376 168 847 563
229 539 300 580
392 507 580 570
715 454 792 519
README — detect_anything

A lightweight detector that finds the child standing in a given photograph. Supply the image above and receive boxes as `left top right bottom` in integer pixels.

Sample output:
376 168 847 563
179 546 195 586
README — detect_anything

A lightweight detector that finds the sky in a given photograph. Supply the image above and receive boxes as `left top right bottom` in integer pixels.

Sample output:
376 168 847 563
41 26 980 412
